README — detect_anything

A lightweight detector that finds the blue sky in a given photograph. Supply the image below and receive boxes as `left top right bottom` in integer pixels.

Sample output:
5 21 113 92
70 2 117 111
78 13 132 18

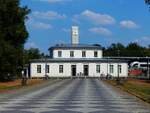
21 0 150 53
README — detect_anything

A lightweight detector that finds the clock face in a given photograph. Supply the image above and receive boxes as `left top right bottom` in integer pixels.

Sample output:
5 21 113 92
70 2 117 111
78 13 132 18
72 27 79 36
74 32 78 35
73 30 78 34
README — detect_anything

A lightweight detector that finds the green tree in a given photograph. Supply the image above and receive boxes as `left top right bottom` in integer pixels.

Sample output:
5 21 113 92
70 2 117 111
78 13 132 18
103 42 150 57
145 0 150 9
125 42 144 57
145 0 150 5
23 48 42 65
0 0 30 81
144 45 150 57
103 43 125 57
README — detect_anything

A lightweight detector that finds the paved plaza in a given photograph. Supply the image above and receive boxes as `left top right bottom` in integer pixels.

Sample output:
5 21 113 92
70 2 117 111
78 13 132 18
0 79 150 113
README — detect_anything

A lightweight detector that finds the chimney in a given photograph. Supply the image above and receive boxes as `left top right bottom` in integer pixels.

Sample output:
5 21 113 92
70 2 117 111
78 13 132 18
71 26 79 45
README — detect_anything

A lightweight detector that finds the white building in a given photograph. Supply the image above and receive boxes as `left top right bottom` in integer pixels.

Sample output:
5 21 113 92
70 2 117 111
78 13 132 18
30 26 128 78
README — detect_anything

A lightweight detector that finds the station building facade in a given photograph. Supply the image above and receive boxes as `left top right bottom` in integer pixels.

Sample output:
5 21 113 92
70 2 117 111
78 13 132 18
30 26 128 78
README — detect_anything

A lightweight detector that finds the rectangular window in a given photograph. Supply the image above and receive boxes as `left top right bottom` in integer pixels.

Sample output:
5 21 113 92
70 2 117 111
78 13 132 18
70 51 74 57
118 65 122 74
94 51 98 57
82 51 86 57
59 65 63 73
37 65 41 73
46 65 49 73
58 51 62 57
96 65 100 73
109 65 114 74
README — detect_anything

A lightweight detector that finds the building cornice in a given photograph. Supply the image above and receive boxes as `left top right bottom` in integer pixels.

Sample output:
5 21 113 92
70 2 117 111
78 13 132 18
48 44 102 51
30 58 128 63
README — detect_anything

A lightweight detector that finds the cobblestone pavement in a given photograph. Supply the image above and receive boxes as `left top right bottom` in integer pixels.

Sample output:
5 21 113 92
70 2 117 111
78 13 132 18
0 79 150 113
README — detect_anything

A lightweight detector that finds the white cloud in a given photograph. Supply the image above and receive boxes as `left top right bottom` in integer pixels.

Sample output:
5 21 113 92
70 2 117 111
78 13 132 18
72 15 81 24
62 28 70 32
73 10 116 25
141 36 150 41
136 36 150 42
32 22 52 29
89 27 112 36
26 18 52 29
38 0 72 3
120 20 139 29
32 11 66 20
135 36 150 46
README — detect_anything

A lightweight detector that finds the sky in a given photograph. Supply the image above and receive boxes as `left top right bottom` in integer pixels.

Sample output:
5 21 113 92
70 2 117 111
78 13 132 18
21 0 150 53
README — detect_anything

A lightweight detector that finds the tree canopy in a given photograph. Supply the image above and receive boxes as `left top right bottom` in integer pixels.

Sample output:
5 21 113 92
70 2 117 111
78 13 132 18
145 0 150 5
23 48 45 65
0 0 30 81
145 0 150 9
103 43 150 57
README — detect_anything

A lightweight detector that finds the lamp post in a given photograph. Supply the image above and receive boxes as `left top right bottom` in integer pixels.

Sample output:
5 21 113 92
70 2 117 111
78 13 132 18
107 56 109 80
44 56 48 80
116 49 120 84
147 57 150 80
21 52 28 86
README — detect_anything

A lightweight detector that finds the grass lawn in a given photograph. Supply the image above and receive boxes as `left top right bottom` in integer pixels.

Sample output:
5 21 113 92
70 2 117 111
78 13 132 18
0 79 45 93
105 79 150 103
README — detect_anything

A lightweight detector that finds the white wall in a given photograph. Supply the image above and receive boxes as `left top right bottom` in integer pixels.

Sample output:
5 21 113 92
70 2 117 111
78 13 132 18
107 63 128 77
30 63 70 77
53 49 102 58
30 62 128 78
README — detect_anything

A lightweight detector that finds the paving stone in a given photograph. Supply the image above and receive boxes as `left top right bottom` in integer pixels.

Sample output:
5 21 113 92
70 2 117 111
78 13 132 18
0 79 150 113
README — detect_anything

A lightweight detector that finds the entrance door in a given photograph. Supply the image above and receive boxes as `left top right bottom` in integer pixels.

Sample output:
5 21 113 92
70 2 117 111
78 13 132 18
84 65 89 76
71 65 76 76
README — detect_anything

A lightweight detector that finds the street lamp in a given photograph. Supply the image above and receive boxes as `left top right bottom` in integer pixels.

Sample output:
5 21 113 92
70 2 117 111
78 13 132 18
44 56 49 80
147 57 150 80
116 49 120 84
107 57 109 79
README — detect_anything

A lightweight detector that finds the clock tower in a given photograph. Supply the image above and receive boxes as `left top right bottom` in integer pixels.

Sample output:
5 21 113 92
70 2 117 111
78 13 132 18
71 26 79 45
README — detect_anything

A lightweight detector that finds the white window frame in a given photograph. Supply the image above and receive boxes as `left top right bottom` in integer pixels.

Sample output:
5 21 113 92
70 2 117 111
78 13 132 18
118 65 122 74
46 65 50 73
70 51 74 57
96 65 100 73
94 51 98 57
59 65 63 73
109 65 114 74
58 51 62 57
37 65 41 73
82 51 86 57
